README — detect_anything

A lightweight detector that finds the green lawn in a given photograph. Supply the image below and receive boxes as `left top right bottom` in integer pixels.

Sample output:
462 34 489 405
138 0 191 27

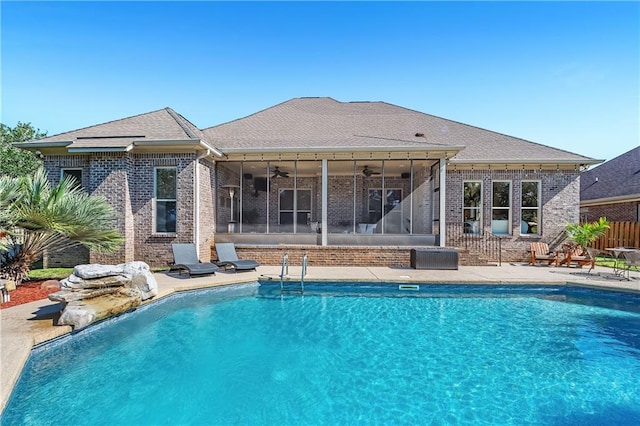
27 268 73 280
595 256 617 269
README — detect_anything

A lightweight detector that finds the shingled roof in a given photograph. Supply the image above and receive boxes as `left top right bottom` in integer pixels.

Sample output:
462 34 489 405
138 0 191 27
19 97 600 166
581 146 640 202
17 107 217 154
203 97 598 165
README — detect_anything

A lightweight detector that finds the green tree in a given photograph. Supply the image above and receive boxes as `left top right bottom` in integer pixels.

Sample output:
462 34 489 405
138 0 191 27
0 168 123 284
0 122 47 177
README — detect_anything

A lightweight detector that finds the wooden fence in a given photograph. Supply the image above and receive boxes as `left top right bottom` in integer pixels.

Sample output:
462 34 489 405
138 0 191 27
591 221 640 251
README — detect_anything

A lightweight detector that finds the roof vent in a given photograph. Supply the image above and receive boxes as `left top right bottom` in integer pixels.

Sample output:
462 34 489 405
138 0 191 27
415 133 424 137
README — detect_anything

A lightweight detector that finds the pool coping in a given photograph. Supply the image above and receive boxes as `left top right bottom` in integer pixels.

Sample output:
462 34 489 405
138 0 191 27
2 263 639 413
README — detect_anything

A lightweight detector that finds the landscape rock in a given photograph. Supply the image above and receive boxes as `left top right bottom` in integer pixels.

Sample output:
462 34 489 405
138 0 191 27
61 274 131 289
73 264 125 279
49 287 121 302
120 261 158 300
50 261 156 329
57 288 142 329
40 280 61 290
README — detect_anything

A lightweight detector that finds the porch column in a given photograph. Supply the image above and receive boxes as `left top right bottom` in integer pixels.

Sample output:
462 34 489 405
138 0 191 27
321 159 328 246
439 158 447 247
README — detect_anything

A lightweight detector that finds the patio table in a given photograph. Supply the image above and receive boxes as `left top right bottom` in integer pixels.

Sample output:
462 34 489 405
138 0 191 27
605 247 636 279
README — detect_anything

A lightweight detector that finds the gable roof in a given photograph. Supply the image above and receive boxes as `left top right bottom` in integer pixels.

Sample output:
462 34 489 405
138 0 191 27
16 107 221 156
203 97 599 165
581 146 640 203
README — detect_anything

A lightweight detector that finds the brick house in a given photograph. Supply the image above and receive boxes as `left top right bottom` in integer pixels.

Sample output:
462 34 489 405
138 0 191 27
580 146 640 222
17 97 600 267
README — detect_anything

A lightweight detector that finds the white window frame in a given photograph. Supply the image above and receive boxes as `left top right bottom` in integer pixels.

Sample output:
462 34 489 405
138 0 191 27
154 167 177 234
521 180 541 235
491 180 511 235
463 181 482 235
61 168 83 189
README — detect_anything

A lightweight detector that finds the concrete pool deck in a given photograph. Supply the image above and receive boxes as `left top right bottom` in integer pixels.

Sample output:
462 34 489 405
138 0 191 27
2 263 639 411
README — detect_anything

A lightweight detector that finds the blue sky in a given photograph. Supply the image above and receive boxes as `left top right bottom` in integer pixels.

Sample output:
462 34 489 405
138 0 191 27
2 1 638 163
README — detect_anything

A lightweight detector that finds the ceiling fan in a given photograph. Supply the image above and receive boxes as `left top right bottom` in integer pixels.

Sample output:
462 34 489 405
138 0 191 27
272 166 290 178
362 165 381 177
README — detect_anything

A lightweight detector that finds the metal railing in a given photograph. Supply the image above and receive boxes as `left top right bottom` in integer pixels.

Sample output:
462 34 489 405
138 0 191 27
279 253 289 292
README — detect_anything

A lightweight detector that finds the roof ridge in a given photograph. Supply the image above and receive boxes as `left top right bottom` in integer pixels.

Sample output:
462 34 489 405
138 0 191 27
31 107 169 142
164 107 199 139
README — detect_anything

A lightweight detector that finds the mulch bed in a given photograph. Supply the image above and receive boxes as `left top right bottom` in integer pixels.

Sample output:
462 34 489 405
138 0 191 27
0 281 59 309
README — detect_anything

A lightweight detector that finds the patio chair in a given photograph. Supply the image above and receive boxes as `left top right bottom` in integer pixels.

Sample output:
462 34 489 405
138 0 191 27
171 243 219 277
215 242 260 272
528 242 558 266
557 244 595 271
622 250 640 279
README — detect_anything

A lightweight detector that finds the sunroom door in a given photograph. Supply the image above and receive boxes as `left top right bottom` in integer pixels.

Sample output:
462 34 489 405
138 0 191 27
279 188 312 233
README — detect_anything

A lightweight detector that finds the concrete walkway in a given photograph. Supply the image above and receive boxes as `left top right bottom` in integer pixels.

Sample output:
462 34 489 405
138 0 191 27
2 263 639 412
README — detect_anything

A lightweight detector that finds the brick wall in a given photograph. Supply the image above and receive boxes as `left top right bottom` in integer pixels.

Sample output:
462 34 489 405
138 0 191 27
198 159 216 262
42 152 212 269
214 245 484 267
216 245 412 267
582 201 639 222
446 169 581 261
87 153 135 264
131 153 197 267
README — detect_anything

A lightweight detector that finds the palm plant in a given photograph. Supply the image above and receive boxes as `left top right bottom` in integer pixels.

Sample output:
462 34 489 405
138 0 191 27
0 168 123 284
565 217 610 254
0 174 21 251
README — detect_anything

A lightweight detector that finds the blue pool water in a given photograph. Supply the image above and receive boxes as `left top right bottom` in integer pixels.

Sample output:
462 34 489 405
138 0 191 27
3 282 640 425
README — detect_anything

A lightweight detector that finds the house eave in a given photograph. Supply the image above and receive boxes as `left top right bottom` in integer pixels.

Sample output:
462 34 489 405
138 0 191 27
580 194 640 207
15 139 223 158
68 146 133 153
133 139 223 157
219 145 465 161
14 141 71 149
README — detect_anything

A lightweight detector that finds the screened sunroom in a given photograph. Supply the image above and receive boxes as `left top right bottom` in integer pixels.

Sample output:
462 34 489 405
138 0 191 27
214 155 451 247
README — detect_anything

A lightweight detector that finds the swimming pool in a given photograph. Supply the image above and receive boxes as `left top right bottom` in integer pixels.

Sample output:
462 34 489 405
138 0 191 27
2 282 640 425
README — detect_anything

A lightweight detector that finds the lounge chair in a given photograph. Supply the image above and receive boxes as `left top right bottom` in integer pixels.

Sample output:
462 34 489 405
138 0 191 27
171 243 219 277
557 244 595 271
215 243 260 272
528 242 558 266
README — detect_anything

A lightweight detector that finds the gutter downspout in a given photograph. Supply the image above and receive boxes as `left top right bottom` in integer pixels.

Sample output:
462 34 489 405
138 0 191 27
194 149 211 257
